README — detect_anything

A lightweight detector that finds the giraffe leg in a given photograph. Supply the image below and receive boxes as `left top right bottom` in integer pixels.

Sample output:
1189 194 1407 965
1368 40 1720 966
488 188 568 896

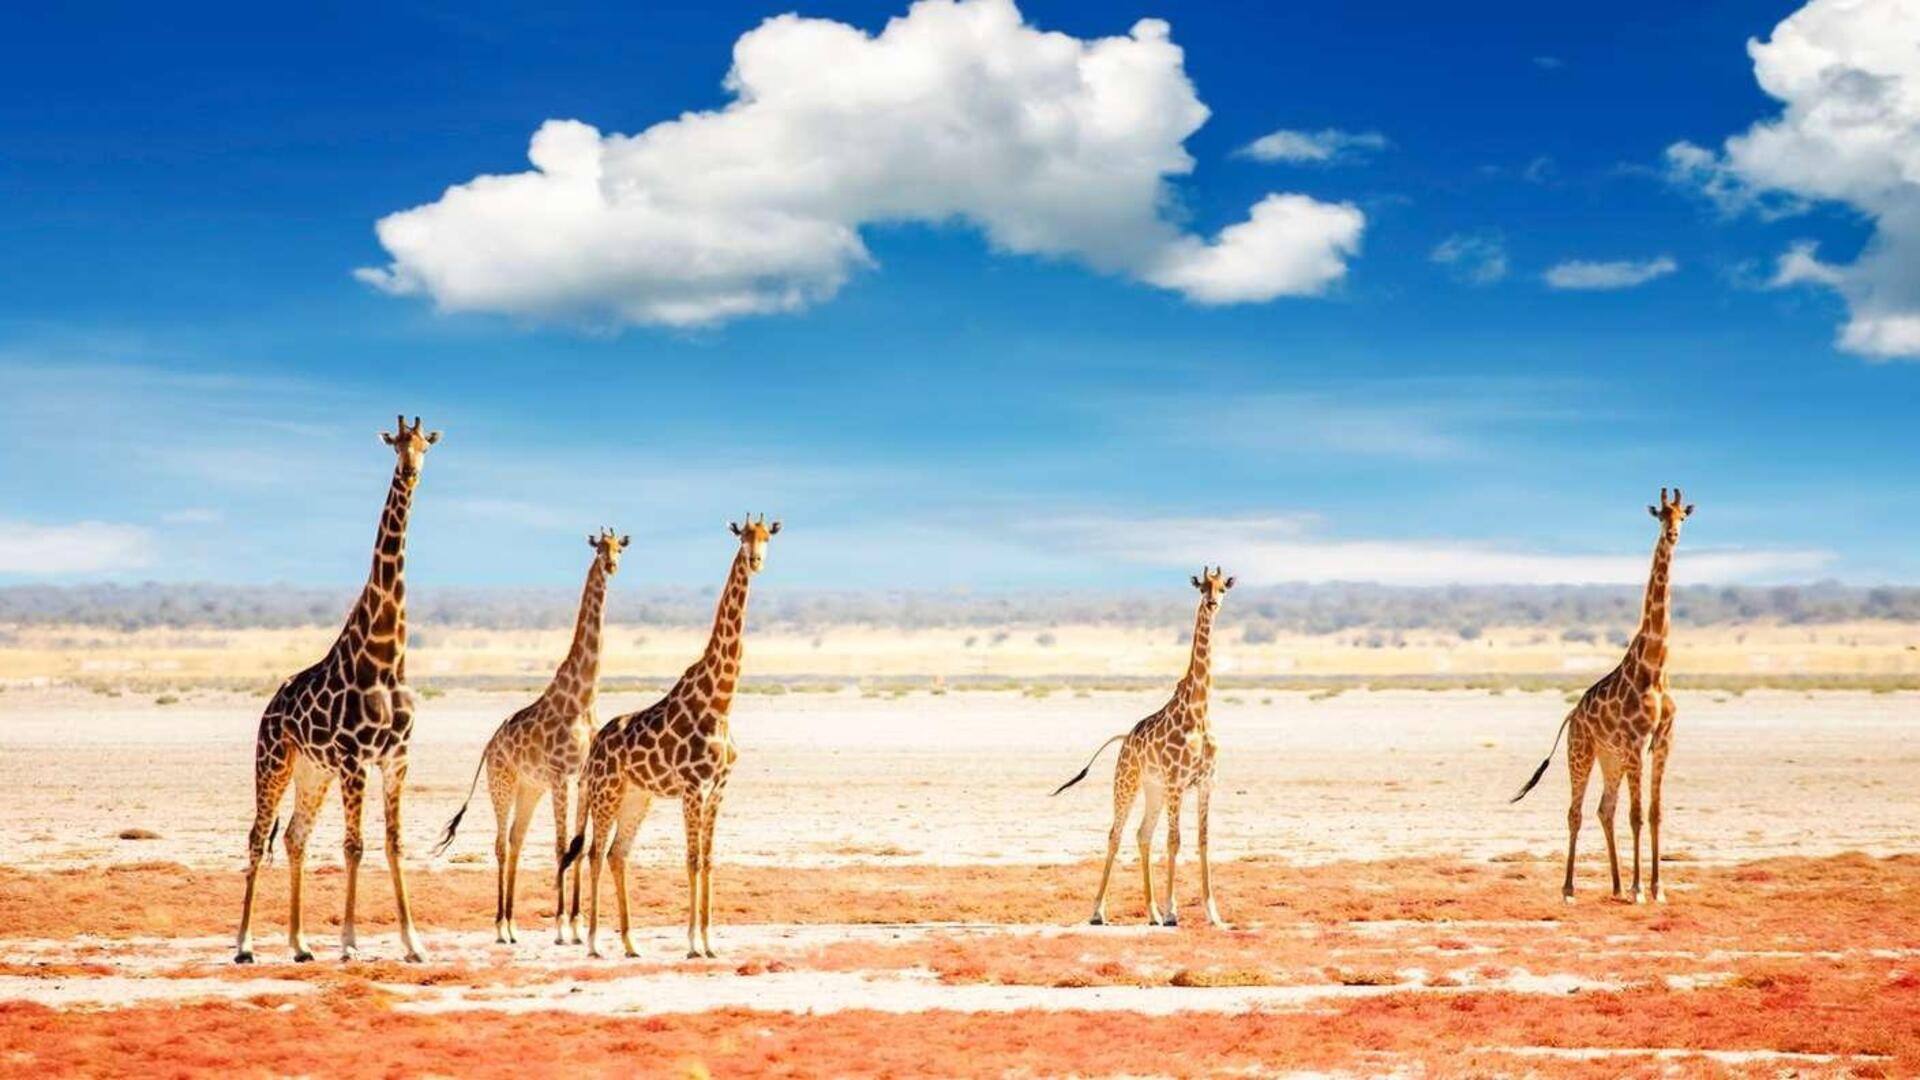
681 792 705 959
551 781 575 945
380 760 427 962
1625 751 1646 904
567 780 588 943
1161 791 1182 927
1089 748 1140 926
282 757 331 963
1597 767 1623 900
338 767 368 961
610 789 651 959
501 781 541 944
1197 780 1225 928
1136 783 1166 926
486 759 515 943
698 779 728 958
1649 710 1674 903
235 730 294 964
583 785 614 959
1562 725 1594 903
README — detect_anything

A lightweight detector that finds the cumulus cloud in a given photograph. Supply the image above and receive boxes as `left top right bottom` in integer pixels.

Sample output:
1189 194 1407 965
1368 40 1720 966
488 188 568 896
0 521 153 576
1236 127 1389 164
1064 513 1833 586
357 0 1366 328
1430 233 1509 285
1666 0 1920 358
1543 255 1678 290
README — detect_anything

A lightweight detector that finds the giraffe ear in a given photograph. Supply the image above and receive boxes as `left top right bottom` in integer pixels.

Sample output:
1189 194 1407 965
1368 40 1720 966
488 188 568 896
768 521 781 535
1190 575 1202 589
729 522 743 537
1648 505 1660 519
588 534 599 549
425 431 441 445
1684 504 1695 518
1224 576 1236 590
380 431 396 446
620 535 632 549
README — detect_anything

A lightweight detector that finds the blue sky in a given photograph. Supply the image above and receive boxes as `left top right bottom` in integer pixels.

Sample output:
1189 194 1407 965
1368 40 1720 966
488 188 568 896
1 0 1914 591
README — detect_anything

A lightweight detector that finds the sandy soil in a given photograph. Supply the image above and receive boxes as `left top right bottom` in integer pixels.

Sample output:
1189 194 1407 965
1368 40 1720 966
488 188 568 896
1 687 1914 870
3 687 1917 1076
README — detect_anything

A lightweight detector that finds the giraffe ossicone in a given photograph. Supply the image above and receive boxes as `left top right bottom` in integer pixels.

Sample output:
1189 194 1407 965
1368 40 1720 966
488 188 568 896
233 414 440 965
1055 566 1234 929
1512 487 1691 905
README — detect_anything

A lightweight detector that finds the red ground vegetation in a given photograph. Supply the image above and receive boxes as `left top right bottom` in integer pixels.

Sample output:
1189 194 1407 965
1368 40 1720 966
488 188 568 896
4 852 1917 943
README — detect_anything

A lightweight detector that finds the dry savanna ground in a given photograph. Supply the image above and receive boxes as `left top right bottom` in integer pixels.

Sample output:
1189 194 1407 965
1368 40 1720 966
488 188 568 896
2 634 1918 1076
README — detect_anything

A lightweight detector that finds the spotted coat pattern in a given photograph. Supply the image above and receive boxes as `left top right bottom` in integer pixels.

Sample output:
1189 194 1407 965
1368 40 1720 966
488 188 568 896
1072 568 1234 929
233 416 438 964
569 518 777 959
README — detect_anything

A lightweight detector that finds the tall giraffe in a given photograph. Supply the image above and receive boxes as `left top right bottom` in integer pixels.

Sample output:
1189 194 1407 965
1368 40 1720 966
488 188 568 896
234 415 439 964
561 515 779 959
1513 487 1692 903
434 528 630 945
1054 568 1234 928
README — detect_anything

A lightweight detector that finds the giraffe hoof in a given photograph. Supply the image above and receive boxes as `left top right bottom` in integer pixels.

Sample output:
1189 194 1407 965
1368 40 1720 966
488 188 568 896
403 951 426 964
1161 915 1179 928
292 950 314 964
685 949 703 960
1632 890 1646 905
1088 914 1106 927
1561 894 1576 906
233 951 255 965
703 949 717 960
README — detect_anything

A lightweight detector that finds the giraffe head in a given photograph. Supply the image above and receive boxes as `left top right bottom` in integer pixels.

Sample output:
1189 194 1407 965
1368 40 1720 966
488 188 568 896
1646 486 1694 542
1190 566 1235 613
379 415 441 487
729 514 781 573
587 527 632 575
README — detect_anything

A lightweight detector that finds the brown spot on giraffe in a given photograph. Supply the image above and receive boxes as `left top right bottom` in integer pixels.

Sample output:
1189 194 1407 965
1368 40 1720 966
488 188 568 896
233 415 440 965
561 515 779 960
1054 567 1234 929
433 528 630 945
1512 487 1692 904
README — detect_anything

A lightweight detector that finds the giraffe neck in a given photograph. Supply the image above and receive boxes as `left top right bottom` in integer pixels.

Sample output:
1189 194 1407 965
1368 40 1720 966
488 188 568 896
336 465 413 680
688 547 752 716
1175 600 1215 716
1629 531 1676 682
548 557 610 710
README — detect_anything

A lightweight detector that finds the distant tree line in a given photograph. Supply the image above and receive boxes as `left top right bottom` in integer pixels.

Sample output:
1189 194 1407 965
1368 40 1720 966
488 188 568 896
1 581 1916 633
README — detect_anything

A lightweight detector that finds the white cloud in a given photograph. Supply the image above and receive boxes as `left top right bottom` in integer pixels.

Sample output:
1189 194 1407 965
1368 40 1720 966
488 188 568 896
1059 513 1833 586
1236 127 1388 164
1430 233 1509 285
1770 238 1847 288
1666 0 1920 358
357 0 1366 328
1543 255 1678 290
0 521 154 576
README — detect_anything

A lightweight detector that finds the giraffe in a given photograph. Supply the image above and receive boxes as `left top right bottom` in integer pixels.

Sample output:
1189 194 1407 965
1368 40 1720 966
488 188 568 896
1512 487 1692 904
1053 567 1234 929
433 528 631 945
233 415 439 964
560 515 779 959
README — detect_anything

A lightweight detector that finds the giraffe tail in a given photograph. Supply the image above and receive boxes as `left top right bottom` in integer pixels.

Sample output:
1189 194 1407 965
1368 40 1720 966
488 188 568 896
430 752 490 859
1051 733 1128 797
559 826 587 873
262 816 282 868
1509 714 1573 804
